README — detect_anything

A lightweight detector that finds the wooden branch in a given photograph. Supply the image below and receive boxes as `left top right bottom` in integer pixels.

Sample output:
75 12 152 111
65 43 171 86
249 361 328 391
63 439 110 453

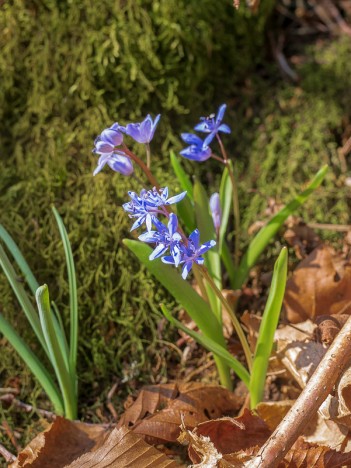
247 315 351 468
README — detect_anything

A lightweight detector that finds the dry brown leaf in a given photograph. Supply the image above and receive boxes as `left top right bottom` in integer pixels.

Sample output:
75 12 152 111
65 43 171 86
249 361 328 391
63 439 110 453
11 418 181 468
284 245 351 323
315 314 350 345
117 382 240 444
278 437 351 468
256 401 294 431
186 410 271 464
283 219 321 259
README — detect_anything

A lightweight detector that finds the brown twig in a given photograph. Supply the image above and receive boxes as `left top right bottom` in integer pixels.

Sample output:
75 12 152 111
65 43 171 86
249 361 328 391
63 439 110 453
0 394 56 420
247 315 351 468
106 382 119 421
0 443 16 463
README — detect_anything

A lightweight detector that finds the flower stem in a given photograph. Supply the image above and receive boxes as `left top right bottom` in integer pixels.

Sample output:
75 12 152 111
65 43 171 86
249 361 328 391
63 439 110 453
122 144 159 189
200 266 252 371
216 135 240 268
145 143 151 169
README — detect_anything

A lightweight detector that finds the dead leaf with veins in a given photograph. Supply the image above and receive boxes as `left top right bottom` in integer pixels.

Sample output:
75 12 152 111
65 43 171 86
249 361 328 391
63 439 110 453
284 245 351 323
117 382 240 444
10 417 181 468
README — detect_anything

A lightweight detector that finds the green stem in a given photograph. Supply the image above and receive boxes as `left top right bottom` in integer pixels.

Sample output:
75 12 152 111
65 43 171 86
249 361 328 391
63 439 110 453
216 136 240 267
201 267 253 371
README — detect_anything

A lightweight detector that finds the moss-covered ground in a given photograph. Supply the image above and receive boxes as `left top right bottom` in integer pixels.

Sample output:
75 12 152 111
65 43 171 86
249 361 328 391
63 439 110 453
1 0 351 455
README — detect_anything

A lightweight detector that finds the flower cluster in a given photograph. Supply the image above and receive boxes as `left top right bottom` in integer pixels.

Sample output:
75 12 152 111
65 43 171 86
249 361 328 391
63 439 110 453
92 115 160 176
180 104 231 162
122 187 216 279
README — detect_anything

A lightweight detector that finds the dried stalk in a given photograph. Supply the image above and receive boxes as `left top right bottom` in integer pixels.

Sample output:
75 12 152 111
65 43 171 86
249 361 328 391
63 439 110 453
0 443 16 463
247 315 351 468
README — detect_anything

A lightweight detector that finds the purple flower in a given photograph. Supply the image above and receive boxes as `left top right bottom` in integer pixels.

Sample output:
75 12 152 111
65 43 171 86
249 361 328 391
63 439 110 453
125 114 161 144
93 152 134 176
180 133 212 162
162 229 216 279
209 193 222 234
93 123 133 176
194 104 231 145
93 123 124 155
139 214 182 266
122 187 187 231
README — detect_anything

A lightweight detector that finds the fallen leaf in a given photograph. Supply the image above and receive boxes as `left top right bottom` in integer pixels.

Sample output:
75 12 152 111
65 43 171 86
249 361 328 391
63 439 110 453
256 401 294 431
284 245 351 323
11 418 181 467
315 314 350 345
283 219 321 259
186 410 271 464
117 382 240 444
279 437 351 468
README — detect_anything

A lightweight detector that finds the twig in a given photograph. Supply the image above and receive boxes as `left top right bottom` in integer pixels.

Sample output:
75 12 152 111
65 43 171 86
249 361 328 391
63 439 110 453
106 382 119 421
0 443 16 463
247 315 351 468
308 222 351 232
0 394 56 420
1 419 19 452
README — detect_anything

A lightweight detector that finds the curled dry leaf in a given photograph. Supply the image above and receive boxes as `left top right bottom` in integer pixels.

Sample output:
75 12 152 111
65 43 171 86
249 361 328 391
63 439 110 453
186 410 271 465
279 437 351 468
283 218 321 259
117 382 240 444
11 417 181 468
284 245 351 323
315 314 350 345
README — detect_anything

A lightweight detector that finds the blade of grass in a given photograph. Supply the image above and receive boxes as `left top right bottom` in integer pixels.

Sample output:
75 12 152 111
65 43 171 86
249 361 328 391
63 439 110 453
0 243 48 356
249 247 288 408
0 312 64 415
219 167 232 251
0 226 69 367
0 224 39 294
52 206 78 376
234 165 328 289
36 285 77 419
161 304 250 387
170 150 194 201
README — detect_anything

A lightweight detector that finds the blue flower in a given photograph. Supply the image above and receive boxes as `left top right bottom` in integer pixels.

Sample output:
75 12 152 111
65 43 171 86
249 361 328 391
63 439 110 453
209 193 222 234
180 133 212 162
93 123 133 176
122 187 187 231
93 152 134 176
125 114 161 144
93 123 124 155
162 229 216 279
139 214 182 266
194 104 231 145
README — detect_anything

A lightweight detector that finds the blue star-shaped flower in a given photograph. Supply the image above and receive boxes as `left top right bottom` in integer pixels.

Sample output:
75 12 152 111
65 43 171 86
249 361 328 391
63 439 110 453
139 214 183 266
125 114 161 144
162 229 216 279
194 104 231 145
179 133 212 162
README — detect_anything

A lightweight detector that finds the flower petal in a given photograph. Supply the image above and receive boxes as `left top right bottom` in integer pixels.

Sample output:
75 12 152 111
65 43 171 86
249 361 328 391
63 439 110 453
181 133 203 145
216 104 227 124
197 240 216 255
165 191 187 205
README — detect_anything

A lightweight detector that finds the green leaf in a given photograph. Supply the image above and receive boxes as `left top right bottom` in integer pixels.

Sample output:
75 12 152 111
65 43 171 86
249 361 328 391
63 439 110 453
36 285 77 419
52 206 78 377
176 196 196 233
249 247 288 408
0 313 64 415
0 243 48 356
219 167 233 251
0 224 39 295
234 165 328 289
170 150 194 201
124 239 232 389
161 304 250 387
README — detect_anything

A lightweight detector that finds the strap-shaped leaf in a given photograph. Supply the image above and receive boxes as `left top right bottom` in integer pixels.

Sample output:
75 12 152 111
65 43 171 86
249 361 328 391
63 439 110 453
52 206 78 376
250 248 288 408
170 151 194 201
0 312 64 415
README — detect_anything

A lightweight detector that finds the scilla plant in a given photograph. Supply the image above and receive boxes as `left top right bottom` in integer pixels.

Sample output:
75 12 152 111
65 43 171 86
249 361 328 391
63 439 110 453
0 208 78 419
92 105 327 408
